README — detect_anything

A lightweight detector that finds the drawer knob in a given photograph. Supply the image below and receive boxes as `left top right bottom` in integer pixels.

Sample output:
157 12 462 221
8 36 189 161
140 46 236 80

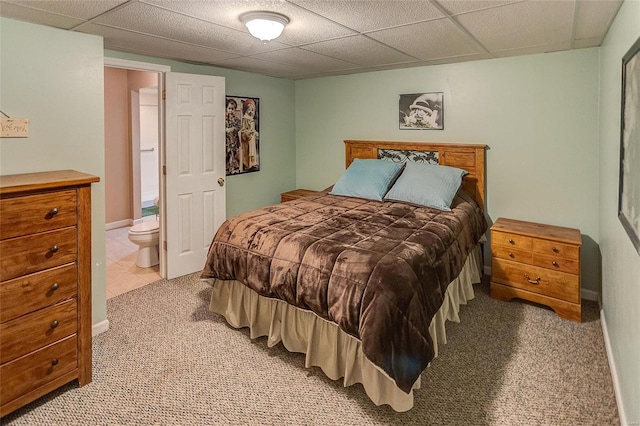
552 247 559 253
508 239 515 244
51 359 59 366
509 252 515 258
50 245 59 253
524 274 541 285
50 207 59 216
552 261 559 267
51 282 59 291
51 320 59 329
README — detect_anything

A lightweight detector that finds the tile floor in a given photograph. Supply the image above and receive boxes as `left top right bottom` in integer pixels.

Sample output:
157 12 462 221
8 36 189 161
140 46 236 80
106 226 161 299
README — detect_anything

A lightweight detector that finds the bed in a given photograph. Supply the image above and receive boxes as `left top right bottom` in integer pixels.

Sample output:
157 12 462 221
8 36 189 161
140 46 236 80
201 140 487 411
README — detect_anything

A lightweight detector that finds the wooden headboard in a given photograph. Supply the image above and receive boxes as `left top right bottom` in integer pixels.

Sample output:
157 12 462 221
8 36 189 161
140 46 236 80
344 140 487 210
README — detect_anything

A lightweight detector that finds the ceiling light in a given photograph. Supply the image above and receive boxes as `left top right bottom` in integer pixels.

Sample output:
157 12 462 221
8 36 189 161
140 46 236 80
240 11 289 42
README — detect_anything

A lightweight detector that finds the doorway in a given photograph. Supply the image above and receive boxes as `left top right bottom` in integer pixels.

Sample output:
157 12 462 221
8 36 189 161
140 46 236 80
104 58 169 297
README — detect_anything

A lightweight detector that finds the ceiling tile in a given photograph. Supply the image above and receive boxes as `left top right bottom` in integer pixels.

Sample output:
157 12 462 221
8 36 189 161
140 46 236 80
0 2 84 29
490 41 572 58
2 0 129 20
573 0 622 41
456 1 575 52
288 0 445 32
141 0 356 45
251 47 361 71
303 35 416 66
79 23 240 63
368 18 483 60
216 55 308 78
436 0 522 16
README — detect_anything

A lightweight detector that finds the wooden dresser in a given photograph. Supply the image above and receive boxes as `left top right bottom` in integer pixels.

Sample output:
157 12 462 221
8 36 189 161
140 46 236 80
490 217 582 322
280 189 319 203
0 170 99 417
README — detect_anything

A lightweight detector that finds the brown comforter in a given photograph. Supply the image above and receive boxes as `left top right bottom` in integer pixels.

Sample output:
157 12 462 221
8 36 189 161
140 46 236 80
201 191 487 393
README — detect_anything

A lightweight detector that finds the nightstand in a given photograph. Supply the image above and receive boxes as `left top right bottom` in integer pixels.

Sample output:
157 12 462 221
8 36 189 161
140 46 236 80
490 217 582 322
280 189 319 203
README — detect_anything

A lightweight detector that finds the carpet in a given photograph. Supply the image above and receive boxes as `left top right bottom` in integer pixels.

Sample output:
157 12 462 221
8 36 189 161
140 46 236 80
3 274 619 425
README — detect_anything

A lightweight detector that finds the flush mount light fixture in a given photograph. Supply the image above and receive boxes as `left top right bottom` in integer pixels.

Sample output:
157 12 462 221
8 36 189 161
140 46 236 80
240 11 289 42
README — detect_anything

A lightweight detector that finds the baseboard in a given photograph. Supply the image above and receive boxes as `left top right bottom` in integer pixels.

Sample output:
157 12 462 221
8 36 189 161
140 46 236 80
601 310 628 426
484 265 491 276
483 266 599 302
106 219 132 231
92 319 110 336
581 288 599 302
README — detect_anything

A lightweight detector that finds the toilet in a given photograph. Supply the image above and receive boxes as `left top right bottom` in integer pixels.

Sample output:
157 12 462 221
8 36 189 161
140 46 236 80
128 220 159 267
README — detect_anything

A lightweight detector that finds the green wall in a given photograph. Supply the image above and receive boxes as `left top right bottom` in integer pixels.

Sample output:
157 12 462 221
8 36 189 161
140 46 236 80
599 0 640 423
0 18 107 327
295 49 601 295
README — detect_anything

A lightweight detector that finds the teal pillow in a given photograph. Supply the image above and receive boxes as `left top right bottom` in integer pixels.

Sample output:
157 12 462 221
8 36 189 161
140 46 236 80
384 162 468 210
330 159 404 201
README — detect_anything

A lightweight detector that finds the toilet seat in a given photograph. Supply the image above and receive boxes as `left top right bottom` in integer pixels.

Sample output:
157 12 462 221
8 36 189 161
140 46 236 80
129 220 159 234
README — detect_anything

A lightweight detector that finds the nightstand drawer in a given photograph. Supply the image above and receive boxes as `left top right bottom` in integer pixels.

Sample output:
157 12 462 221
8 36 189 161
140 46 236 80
492 258 580 303
532 253 580 274
0 190 77 240
492 231 533 250
532 239 579 260
0 335 78 407
491 245 532 263
0 299 77 364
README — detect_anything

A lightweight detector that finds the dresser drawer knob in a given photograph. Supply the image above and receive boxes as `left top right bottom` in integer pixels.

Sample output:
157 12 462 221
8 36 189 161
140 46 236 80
524 274 541 285
508 239 515 244
51 359 59 366
552 261 559 267
51 320 59 329
50 207 59 216
50 245 59 253
51 282 59 291
552 247 559 253
509 252 515 258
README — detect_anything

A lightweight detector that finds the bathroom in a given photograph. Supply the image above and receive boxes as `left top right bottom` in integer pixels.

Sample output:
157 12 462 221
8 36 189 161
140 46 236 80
104 67 162 298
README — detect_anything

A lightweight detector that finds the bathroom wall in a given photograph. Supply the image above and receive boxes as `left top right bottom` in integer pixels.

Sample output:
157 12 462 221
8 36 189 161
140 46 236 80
104 67 159 227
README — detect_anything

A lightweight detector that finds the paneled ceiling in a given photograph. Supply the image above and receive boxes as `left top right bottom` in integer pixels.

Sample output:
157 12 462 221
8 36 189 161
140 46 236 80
0 0 624 79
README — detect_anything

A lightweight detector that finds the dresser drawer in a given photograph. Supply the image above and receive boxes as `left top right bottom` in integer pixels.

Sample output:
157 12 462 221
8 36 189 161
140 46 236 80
532 238 580 260
0 335 77 406
0 299 77 364
0 227 77 282
0 190 77 240
491 258 580 303
492 231 533 250
0 264 77 322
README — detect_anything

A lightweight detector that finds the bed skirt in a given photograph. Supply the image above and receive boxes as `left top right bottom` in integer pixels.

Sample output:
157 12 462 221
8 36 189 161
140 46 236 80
206 245 483 412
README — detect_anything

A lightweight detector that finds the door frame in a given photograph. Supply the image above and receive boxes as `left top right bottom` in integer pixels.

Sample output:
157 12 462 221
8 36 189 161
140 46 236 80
104 57 171 279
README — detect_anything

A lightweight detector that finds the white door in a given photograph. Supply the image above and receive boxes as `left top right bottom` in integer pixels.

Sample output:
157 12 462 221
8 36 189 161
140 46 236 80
165 72 226 279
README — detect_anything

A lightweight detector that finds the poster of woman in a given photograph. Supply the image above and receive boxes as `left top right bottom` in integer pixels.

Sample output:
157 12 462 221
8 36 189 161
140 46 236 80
225 95 260 175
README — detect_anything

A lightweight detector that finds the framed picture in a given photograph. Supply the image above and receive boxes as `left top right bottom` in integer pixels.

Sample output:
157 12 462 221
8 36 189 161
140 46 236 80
225 95 260 175
619 36 640 256
399 92 443 130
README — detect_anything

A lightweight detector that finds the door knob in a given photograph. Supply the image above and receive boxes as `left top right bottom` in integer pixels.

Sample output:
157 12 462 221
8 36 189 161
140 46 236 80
218 177 225 187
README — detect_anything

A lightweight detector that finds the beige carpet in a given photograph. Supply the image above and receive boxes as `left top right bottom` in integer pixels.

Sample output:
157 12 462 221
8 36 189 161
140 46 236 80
4 273 619 425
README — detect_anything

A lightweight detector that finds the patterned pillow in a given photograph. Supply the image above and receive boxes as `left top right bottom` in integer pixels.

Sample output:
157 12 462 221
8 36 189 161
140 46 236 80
330 159 404 201
384 162 468 210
